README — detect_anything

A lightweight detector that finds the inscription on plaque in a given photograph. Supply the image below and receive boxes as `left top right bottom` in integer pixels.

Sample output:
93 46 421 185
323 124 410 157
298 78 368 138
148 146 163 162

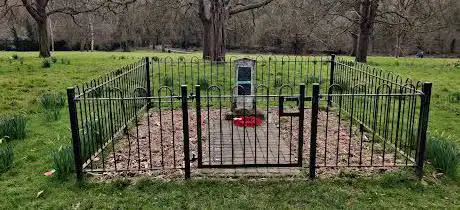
233 58 256 111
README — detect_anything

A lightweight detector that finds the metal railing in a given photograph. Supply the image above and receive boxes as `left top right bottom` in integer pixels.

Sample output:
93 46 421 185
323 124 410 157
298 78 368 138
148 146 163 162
66 55 431 181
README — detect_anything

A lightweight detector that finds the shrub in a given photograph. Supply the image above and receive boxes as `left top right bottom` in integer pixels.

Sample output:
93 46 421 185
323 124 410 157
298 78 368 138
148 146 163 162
0 115 27 140
50 57 57 63
426 133 459 178
274 78 283 88
51 146 74 179
178 56 185 62
0 141 14 174
39 93 66 121
198 78 210 90
42 59 51 68
11 54 19 60
119 56 126 60
448 92 460 104
162 76 174 87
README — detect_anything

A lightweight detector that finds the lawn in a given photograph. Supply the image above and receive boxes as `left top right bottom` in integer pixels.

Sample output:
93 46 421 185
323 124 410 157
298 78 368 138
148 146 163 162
0 51 459 209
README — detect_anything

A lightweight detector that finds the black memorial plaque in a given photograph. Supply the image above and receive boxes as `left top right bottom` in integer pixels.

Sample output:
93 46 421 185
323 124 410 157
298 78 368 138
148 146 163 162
238 84 251 95
237 67 252 82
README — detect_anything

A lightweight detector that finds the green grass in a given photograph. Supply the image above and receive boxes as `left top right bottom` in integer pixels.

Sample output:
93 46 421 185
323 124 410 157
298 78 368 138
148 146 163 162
0 51 459 208
0 115 27 140
51 146 75 180
366 57 460 144
38 92 65 121
426 133 459 178
0 142 14 174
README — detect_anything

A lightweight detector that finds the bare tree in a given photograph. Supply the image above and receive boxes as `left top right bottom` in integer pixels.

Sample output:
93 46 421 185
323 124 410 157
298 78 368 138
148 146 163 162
1 0 136 57
355 0 379 62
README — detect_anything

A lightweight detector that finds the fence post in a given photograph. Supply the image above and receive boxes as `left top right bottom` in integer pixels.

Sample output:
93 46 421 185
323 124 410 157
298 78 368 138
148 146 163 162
298 84 305 167
416 82 432 179
328 54 336 107
144 57 152 108
310 83 320 179
181 85 191 179
67 87 83 182
195 85 202 168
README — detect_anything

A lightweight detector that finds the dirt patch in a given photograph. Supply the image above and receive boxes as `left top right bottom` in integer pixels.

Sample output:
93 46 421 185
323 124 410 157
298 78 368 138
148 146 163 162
89 108 406 179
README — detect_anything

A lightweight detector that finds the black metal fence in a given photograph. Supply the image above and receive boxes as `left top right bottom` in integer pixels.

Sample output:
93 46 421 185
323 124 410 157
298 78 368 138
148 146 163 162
66 55 431 181
312 57 431 178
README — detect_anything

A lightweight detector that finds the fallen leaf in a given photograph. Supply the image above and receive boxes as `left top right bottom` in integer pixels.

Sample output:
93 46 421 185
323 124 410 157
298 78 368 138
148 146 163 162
36 190 44 198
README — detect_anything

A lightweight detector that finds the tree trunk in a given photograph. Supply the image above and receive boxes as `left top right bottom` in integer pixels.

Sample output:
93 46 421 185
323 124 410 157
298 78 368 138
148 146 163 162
395 33 402 58
202 20 212 59
200 0 227 61
89 15 95 51
356 29 370 62
49 19 54 52
356 0 378 63
350 33 358 56
38 19 51 58
450 39 456 54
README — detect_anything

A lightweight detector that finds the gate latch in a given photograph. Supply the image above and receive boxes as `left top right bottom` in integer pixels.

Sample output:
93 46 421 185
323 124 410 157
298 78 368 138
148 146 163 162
279 96 301 117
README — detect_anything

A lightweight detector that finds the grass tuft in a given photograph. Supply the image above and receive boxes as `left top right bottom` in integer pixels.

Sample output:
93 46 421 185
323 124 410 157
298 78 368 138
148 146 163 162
112 178 131 190
0 141 14 174
304 75 320 85
51 57 58 63
60 58 71 65
274 78 282 88
135 178 154 190
39 93 66 121
448 92 460 104
42 58 52 68
51 146 74 180
426 133 459 178
162 76 174 87
0 115 27 140
198 77 210 90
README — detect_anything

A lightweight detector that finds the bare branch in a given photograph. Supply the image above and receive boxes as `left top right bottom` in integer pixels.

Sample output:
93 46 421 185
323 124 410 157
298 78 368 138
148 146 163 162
21 0 43 21
228 0 275 16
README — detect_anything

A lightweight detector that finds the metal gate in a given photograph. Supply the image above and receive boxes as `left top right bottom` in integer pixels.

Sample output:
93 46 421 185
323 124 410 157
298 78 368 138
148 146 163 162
194 84 307 168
